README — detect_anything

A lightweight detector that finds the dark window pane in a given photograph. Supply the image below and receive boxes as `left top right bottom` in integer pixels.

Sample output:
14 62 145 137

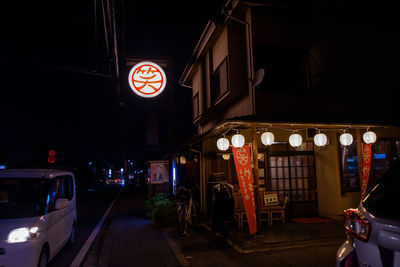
340 140 360 192
211 58 228 103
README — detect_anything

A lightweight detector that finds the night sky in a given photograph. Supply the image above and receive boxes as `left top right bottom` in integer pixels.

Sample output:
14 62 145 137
1 0 225 168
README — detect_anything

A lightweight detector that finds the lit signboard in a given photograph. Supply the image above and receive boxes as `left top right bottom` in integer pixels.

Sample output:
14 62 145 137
128 61 167 98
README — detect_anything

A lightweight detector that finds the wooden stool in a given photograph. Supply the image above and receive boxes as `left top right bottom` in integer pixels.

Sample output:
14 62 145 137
270 209 285 224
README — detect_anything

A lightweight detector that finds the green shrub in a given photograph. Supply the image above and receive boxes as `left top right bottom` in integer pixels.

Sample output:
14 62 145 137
145 193 177 227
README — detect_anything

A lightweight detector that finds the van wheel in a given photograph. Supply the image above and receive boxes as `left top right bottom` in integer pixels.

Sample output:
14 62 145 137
38 247 48 267
69 223 76 245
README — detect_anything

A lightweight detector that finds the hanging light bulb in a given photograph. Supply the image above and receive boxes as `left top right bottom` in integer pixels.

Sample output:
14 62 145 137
363 130 377 144
222 154 230 160
289 133 302 147
340 132 353 146
217 137 230 151
261 131 274 146
179 156 186 165
231 133 245 148
314 133 328 147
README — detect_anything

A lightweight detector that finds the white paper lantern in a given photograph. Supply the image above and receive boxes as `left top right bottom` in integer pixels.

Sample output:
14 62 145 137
231 134 245 148
261 131 274 146
363 131 377 144
289 133 302 147
217 137 230 151
222 154 230 160
340 133 353 146
314 133 328 147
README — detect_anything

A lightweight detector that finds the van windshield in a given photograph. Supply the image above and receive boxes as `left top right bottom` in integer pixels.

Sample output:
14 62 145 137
0 178 50 219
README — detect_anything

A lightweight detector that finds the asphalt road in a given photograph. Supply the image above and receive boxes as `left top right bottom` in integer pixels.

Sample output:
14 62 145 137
48 183 121 267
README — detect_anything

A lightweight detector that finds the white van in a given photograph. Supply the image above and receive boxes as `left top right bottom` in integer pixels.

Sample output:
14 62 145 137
0 169 77 267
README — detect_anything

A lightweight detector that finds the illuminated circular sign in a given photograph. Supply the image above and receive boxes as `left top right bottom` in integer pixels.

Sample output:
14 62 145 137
128 61 167 98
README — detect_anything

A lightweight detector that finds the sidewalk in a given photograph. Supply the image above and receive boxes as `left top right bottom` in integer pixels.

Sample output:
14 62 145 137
203 218 346 254
161 218 344 266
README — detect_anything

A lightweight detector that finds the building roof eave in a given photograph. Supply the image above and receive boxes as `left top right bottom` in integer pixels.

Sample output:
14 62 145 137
180 20 217 86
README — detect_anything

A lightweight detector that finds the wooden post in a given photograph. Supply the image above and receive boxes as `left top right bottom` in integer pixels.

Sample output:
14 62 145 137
251 128 261 233
356 129 363 186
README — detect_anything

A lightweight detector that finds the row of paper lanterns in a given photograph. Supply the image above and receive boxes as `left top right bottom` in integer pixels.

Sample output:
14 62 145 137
216 130 377 151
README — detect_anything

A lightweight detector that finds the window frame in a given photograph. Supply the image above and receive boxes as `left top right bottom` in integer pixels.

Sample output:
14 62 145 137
193 93 199 121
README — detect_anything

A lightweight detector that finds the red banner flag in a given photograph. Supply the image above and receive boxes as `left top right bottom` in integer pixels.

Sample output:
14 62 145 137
361 144 372 198
232 145 257 234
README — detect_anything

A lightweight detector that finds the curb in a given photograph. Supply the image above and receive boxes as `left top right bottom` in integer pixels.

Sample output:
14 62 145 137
161 231 191 267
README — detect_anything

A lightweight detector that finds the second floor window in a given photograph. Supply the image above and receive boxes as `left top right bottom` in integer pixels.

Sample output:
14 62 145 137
211 58 228 103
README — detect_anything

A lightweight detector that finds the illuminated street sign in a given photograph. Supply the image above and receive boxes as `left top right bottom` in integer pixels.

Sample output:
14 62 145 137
48 150 56 164
128 61 167 98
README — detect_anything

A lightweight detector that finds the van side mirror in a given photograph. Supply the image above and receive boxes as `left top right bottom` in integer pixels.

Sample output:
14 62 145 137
55 198 69 210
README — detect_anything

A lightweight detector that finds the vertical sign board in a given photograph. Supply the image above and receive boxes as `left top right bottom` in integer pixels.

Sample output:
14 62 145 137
232 145 257 234
361 144 372 199
150 161 169 184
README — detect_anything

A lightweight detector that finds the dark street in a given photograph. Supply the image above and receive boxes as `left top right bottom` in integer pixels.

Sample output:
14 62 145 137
49 184 121 267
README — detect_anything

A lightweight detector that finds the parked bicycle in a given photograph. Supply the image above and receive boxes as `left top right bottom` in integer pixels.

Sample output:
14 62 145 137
175 185 198 236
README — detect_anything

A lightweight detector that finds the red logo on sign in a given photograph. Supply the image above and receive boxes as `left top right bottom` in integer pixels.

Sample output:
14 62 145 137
128 62 166 98
236 147 249 166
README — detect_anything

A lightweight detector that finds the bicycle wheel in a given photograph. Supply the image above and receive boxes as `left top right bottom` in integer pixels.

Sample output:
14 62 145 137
177 203 188 236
